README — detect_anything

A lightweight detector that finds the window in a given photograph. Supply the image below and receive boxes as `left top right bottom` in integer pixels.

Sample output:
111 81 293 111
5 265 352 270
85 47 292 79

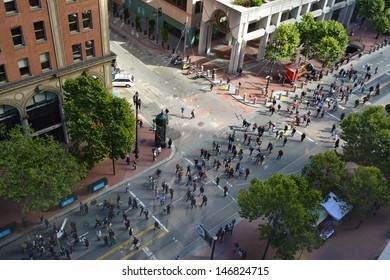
195 1 203 14
82 10 93 29
85 40 95 57
29 0 41 9
68 13 79 32
18 58 30 77
0 64 7 83
4 0 18 13
34 21 46 41
72 43 82 62
40 52 51 70
11 26 24 47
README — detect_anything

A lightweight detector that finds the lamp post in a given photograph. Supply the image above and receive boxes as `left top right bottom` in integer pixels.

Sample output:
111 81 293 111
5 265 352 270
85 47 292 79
210 236 218 260
133 91 139 159
146 0 160 44
265 39 282 98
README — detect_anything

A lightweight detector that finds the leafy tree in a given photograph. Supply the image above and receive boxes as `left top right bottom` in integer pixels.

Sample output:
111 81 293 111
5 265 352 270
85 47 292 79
345 166 389 218
233 0 262 6
135 16 142 31
340 106 390 180
148 19 156 38
63 75 136 170
297 13 318 59
315 36 343 67
356 0 386 20
161 28 169 47
123 7 130 24
302 150 348 196
266 23 300 61
237 174 322 259
0 126 86 213
373 8 390 37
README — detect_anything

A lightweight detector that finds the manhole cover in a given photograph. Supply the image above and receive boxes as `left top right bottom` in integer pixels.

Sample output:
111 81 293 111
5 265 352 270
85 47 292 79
198 122 204 126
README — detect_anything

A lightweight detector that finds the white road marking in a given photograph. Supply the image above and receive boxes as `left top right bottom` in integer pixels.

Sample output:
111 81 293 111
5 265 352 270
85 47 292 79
184 157 194 165
327 113 341 121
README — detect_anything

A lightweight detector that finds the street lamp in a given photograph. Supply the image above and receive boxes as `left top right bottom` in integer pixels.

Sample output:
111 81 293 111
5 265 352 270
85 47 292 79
133 91 139 159
210 236 218 260
265 39 282 98
147 0 161 44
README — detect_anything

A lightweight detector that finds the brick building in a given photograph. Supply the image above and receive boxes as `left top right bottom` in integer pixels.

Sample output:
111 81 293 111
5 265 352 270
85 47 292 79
0 0 113 142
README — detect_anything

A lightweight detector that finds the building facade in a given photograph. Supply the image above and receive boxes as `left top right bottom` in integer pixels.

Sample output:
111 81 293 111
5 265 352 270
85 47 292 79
0 0 113 142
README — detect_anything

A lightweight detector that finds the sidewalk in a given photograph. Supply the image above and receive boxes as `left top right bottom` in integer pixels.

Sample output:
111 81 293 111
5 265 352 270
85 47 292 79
0 114 173 248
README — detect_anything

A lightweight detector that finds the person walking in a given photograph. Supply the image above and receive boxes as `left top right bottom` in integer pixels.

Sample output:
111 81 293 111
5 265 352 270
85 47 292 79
190 109 195 119
215 176 221 186
169 187 174 200
277 150 284 160
283 136 288 146
210 83 214 91
301 133 306 142
245 167 250 180
168 138 172 148
335 138 340 148
200 195 208 207
199 185 205 196
154 221 161 231
223 185 228 197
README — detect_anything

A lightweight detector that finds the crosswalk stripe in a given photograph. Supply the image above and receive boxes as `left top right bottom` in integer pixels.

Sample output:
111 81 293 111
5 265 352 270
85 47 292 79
97 225 154 260
121 231 168 260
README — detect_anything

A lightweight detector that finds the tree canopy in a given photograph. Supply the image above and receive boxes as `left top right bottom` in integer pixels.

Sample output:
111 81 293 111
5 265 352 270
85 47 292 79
63 75 136 169
237 174 322 259
302 150 348 196
356 0 386 20
266 23 301 61
0 126 86 213
345 166 389 218
340 106 390 179
297 13 318 59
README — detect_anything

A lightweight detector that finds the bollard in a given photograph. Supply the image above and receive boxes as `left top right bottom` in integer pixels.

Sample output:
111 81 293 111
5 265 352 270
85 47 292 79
369 48 372 54
220 78 223 85
207 69 210 77
253 97 257 105
285 90 289 96
243 94 246 101
372 47 376 52
213 73 217 82
172 48 175 54
189 58 192 64
201 65 204 72
377 45 380 50
270 90 274 101
381 43 384 48
301 83 304 89
264 98 267 105
330 68 334 73
228 83 231 91
235 88 239 95
293 86 297 92
326 70 329 76
213 68 216 76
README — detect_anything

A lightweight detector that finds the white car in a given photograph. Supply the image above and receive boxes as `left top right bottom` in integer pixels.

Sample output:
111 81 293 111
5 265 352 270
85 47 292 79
112 73 134 87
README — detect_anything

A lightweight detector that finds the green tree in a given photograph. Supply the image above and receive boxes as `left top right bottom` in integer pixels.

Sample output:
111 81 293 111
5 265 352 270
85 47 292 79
0 126 86 213
135 16 142 31
62 75 136 170
345 166 389 218
123 7 130 24
237 174 322 259
340 106 390 180
315 36 343 67
313 20 348 65
356 0 386 20
373 8 390 37
297 13 318 59
302 151 348 196
148 19 156 38
161 28 169 47
266 23 300 61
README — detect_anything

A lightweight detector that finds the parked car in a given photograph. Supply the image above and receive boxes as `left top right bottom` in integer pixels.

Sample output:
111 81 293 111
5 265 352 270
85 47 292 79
112 73 134 87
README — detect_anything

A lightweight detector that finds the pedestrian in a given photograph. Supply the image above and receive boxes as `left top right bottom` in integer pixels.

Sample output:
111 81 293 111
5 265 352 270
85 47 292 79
335 138 340 148
169 187 174 199
305 117 311 127
154 221 161 231
190 197 197 208
136 98 141 110
128 227 133 237
126 155 131 165
143 208 149 219
215 176 220 186
181 107 185 115
96 229 102 241
190 109 195 119
245 167 250 180
44 218 49 229
223 185 228 197
301 133 306 142
200 195 208 207
199 185 205 196
291 127 296 137
210 83 214 91
139 206 144 217
168 138 172 148
233 241 240 253
165 108 169 115
283 136 288 146
277 150 284 159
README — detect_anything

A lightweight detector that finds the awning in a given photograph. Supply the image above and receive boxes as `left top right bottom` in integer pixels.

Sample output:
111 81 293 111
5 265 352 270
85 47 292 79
320 192 352 222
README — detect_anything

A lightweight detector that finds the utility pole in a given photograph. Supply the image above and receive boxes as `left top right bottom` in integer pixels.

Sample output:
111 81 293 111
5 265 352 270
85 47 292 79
183 17 188 61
